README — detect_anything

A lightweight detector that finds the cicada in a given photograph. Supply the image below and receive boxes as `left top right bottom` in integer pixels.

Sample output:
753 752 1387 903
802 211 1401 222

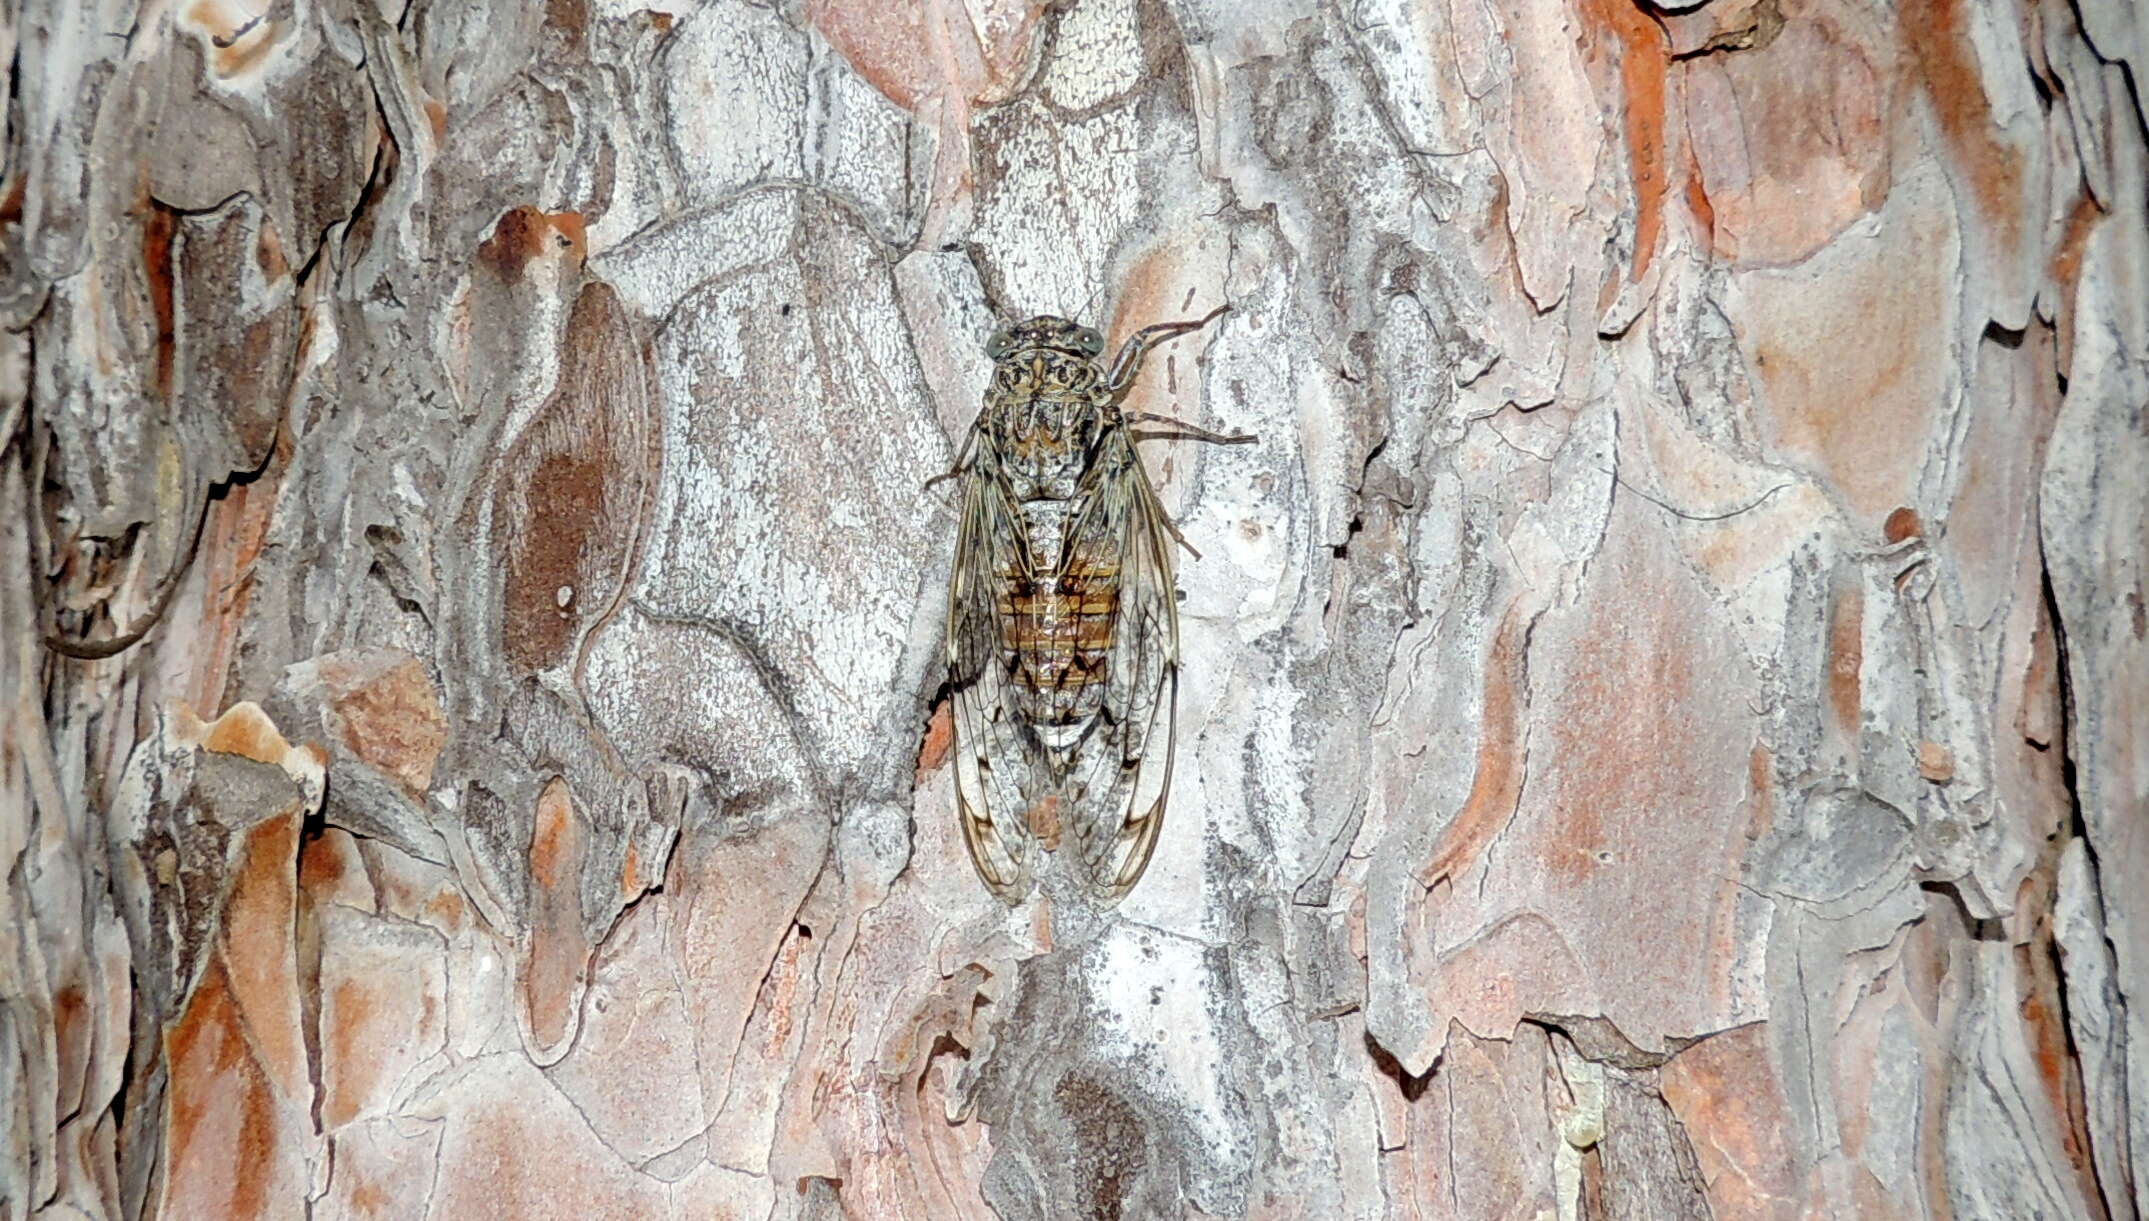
943 305 1251 905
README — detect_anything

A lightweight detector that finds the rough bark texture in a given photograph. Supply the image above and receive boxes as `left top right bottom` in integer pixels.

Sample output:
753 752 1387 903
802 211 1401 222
2 0 2145 1217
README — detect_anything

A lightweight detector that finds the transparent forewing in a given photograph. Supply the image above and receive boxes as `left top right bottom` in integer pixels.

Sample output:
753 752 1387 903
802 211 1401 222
1058 430 1180 903
947 434 1040 902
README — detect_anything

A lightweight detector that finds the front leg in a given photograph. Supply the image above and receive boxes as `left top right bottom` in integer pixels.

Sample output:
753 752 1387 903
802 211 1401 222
1104 304 1230 396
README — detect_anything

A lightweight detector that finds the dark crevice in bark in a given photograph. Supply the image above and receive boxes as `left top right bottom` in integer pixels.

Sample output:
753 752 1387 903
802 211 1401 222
2037 542 2132 1216
1363 1029 1433 1103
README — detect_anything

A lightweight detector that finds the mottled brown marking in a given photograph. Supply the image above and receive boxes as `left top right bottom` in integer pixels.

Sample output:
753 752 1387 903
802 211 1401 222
1917 740 1955 782
496 281 647 675
1053 1073 1147 1221
52 986 87 1109
254 217 287 280
1826 579 1864 739
755 924 812 1056
1744 746 1776 842
143 198 178 399
1884 506 1924 543
543 0 587 35
477 205 547 279
504 449 604 670
423 98 448 144
423 889 465 931
348 1176 387 1216
1028 794 1063 852
298 831 346 891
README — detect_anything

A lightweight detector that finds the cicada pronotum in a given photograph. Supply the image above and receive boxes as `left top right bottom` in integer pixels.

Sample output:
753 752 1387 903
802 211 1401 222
942 305 1252 905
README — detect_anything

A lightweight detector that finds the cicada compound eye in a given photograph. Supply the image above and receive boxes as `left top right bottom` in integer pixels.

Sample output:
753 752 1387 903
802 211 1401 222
986 327 1014 360
1077 327 1104 356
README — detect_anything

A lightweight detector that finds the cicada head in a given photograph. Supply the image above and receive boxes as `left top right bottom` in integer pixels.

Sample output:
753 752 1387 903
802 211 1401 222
987 315 1105 360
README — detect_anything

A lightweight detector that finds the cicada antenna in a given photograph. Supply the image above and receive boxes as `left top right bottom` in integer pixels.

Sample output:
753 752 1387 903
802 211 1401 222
1075 280 1106 325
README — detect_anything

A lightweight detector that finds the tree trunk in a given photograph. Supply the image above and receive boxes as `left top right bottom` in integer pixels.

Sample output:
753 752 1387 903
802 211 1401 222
4 0 2145 1217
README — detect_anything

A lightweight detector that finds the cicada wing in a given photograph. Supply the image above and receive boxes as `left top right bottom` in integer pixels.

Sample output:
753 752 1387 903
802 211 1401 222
1059 432 1181 904
947 439 1039 903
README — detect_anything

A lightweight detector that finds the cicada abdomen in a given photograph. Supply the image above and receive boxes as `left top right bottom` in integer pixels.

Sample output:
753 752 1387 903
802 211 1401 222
944 307 1250 905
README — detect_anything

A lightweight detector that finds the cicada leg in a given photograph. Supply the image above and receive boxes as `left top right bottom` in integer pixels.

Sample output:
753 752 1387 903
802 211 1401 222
923 426 979 493
1128 415 1257 446
1104 304 1231 395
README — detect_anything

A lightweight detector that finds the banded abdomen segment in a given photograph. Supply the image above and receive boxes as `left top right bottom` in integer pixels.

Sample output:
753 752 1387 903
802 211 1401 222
998 500 1121 744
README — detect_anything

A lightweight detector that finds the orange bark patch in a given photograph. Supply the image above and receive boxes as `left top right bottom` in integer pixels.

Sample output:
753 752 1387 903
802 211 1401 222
806 0 1050 111
477 206 586 279
300 826 375 911
193 701 295 765
51 985 88 1114
1660 1024 1799 1216
1679 20 1888 265
182 472 283 713
523 778 590 1055
1683 142 1716 254
1420 603 1530 886
916 699 954 782
1744 746 1776 843
423 98 448 144
1902 0 2023 247
163 962 280 1220
1033 895 1054 951
754 924 813 1056
531 778 575 891
349 1179 388 1216
185 1 282 76
2049 192 2101 293
0 173 25 225
423 888 466 931
317 649 447 795
299 831 346 890
1577 0 1670 284
221 811 307 1092
2049 192 2100 376
322 977 375 1129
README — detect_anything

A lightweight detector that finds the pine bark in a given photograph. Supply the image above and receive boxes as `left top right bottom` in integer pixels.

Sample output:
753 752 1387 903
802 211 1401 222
3 0 2145 1217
